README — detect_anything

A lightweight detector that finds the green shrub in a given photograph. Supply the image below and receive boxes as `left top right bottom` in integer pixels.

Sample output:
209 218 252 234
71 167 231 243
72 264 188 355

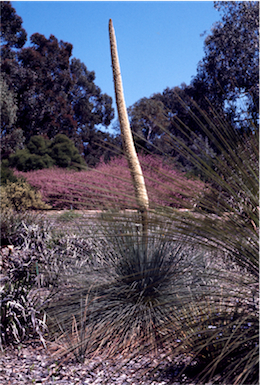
8 149 30 171
49 134 86 170
8 148 54 171
24 153 54 171
8 134 86 171
0 161 18 184
0 187 10 212
27 135 50 156
1 179 51 211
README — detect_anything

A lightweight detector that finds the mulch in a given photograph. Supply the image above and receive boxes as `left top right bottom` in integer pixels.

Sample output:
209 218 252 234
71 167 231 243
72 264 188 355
0 340 194 385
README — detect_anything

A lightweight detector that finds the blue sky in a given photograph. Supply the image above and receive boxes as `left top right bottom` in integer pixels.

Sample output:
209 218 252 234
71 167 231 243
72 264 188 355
13 1 219 125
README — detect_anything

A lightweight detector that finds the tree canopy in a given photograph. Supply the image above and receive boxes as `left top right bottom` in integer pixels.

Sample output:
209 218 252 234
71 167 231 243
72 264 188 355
1 1 258 170
0 1 115 166
192 1 259 128
127 1 259 173
0 0 27 56
127 98 170 153
17 33 76 141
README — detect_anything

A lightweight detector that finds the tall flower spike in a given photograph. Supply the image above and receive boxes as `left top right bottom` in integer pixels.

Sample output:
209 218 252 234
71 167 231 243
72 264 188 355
109 19 149 211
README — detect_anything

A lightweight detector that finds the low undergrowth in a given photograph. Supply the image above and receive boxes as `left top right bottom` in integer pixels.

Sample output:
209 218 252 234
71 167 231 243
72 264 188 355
13 155 204 210
1 204 258 384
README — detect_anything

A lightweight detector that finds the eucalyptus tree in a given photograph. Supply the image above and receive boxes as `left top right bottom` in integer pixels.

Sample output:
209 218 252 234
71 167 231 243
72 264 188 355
69 58 115 164
192 1 259 128
127 97 169 153
1 2 116 165
0 1 27 67
0 1 25 156
0 74 18 135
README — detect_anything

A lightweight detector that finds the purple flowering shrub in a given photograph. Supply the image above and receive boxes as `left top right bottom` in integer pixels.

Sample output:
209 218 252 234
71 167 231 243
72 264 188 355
14 155 204 210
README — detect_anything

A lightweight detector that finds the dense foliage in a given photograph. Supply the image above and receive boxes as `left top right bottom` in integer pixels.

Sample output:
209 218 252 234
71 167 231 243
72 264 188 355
8 134 86 171
193 1 259 128
0 1 115 166
1 179 50 211
1 161 18 184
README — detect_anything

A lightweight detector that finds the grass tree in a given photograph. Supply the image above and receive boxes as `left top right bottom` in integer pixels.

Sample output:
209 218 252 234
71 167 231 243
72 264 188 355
41 20 258 385
45 21 203 367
